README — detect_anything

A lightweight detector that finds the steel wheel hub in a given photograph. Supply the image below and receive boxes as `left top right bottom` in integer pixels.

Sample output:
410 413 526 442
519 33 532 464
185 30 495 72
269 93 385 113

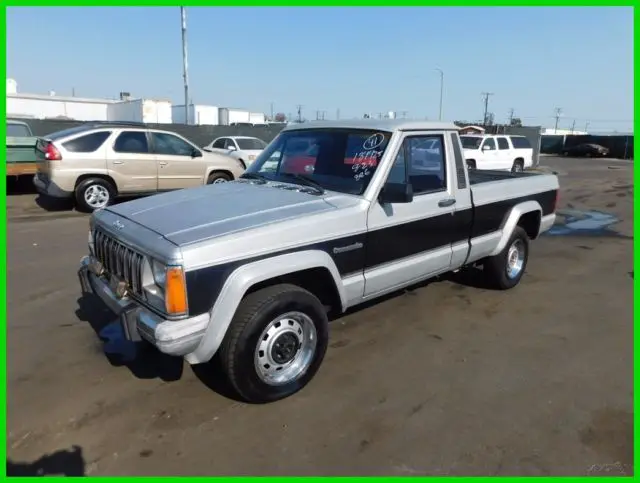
506 239 525 279
213 178 227 184
254 311 317 386
84 185 109 208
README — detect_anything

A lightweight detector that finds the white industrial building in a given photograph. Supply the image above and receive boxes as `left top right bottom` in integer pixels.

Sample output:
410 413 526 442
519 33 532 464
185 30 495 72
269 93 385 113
6 78 264 126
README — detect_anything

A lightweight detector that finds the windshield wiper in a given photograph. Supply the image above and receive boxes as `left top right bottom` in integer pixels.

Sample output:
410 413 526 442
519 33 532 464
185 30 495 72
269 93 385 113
279 173 325 194
239 172 267 184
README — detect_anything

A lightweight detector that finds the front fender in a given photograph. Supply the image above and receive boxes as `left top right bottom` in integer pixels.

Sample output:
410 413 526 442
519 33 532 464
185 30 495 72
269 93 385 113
184 250 345 364
489 201 542 256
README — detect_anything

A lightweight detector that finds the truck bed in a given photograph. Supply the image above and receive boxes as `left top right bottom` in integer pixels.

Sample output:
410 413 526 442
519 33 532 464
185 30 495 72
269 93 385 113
468 169 539 185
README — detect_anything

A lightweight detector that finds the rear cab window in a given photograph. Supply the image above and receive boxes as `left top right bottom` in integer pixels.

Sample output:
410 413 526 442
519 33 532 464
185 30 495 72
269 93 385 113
7 122 32 137
63 131 112 153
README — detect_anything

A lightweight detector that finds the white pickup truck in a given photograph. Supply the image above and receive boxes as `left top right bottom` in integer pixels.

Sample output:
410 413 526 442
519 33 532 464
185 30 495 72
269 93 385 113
78 120 559 403
460 134 534 172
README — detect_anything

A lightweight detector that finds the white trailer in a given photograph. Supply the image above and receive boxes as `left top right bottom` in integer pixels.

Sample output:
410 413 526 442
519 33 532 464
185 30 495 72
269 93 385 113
107 99 172 124
172 104 220 125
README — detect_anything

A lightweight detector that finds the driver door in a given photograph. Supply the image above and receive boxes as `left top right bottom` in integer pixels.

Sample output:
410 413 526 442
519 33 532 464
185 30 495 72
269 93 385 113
150 132 205 190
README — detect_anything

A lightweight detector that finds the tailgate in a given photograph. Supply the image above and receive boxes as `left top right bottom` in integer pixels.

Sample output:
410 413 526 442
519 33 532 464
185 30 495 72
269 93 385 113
34 138 51 175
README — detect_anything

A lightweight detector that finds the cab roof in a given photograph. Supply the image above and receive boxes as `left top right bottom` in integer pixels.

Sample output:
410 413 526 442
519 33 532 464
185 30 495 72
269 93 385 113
283 119 460 133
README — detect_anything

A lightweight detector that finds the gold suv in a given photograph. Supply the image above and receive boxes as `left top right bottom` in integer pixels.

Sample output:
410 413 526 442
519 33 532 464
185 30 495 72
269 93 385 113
33 122 246 212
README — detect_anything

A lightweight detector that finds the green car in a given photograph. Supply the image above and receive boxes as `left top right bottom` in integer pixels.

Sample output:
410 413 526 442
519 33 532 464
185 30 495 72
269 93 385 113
7 120 38 178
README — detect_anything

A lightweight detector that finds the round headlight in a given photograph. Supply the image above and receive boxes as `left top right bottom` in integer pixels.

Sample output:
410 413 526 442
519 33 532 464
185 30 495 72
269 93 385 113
152 260 167 288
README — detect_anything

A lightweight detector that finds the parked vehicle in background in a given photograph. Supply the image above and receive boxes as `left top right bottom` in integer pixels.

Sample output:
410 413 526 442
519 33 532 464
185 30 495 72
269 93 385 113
461 134 534 172
6 119 38 178
562 143 610 157
78 119 559 404
204 136 268 168
33 122 245 212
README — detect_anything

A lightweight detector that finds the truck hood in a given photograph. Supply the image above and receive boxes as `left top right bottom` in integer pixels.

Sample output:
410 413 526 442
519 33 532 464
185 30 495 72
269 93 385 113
104 181 337 246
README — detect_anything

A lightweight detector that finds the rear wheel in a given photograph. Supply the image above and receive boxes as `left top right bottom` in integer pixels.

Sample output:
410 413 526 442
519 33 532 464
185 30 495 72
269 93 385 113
218 283 329 403
207 171 232 184
484 226 530 290
511 159 524 173
75 177 115 212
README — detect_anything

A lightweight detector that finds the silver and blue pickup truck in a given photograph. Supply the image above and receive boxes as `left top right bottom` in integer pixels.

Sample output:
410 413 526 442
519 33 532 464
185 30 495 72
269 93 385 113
78 120 559 403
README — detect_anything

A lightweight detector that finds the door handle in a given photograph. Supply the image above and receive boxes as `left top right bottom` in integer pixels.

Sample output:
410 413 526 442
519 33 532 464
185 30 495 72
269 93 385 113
438 198 456 207
159 161 168 166
112 160 123 165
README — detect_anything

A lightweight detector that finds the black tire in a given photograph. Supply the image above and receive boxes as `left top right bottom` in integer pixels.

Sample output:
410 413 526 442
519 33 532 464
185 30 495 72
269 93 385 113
466 160 476 170
74 177 116 213
219 283 329 404
484 226 530 290
511 159 524 173
207 171 233 184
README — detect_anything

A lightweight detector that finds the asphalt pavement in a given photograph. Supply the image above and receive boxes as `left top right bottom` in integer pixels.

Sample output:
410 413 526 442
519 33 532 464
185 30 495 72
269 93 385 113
6 157 633 476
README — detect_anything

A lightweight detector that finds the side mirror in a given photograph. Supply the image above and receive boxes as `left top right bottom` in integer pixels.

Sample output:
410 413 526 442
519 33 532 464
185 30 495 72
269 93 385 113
379 183 414 204
191 148 203 158
227 145 237 151
482 144 492 151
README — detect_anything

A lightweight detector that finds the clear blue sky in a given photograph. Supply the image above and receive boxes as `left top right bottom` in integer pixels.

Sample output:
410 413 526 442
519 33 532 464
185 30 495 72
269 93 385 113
6 6 634 132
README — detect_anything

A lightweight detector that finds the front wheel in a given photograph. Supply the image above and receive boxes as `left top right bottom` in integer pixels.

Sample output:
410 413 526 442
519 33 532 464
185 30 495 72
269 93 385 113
484 226 530 290
219 284 329 403
466 160 476 170
511 160 524 173
207 171 232 184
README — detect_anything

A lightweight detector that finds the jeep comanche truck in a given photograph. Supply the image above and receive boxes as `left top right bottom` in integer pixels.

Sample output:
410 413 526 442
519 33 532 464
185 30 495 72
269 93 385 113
78 120 559 403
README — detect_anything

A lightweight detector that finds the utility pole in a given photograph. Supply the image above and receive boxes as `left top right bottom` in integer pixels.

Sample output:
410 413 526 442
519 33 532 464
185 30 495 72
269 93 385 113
553 107 562 134
584 121 590 132
400 110 408 119
336 108 340 120
296 105 302 122
508 108 514 125
270 102 274 121
180 7 190 125
570 119 576 134
481 92 494 126
435 68 444 120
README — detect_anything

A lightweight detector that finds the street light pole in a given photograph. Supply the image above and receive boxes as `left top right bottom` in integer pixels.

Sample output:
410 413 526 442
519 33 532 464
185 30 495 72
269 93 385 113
435 68 444 121
180 7 190 125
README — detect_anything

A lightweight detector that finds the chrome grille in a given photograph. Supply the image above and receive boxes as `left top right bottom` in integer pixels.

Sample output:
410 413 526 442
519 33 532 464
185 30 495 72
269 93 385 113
94 228 145 296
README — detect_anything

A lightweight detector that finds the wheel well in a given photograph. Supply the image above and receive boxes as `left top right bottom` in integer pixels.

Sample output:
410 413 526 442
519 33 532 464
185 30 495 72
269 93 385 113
517 211 541 239
208 169 234 181
74 174 118 194
246 267 341 313
514 157 524 165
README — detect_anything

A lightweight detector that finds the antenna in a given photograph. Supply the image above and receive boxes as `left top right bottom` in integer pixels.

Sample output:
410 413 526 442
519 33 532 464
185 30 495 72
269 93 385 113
180 7 190 125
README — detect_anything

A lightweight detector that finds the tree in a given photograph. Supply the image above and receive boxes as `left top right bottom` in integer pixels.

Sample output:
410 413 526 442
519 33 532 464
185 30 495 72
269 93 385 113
274 112 286 122
510 117 523 127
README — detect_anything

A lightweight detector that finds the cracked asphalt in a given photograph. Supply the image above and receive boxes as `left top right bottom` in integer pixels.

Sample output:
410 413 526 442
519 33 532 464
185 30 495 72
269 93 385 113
6 157 633 476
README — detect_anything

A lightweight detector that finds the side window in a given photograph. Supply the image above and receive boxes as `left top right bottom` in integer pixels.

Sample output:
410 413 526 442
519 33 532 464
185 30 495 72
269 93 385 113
151 132 195 156
63 131 112 153
510 136 532 149
224 138 237 149
497 137 510 150
113 131 149 154
386 135 447 194
482 138 496 151
212 138 226 149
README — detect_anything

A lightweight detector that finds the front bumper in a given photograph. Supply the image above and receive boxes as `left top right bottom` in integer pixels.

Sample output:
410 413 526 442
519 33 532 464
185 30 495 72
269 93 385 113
78 255 208 358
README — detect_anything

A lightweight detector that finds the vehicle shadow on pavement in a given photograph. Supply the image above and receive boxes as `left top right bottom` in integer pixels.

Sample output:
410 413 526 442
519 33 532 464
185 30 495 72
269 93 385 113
75 294 184 382
35 194 75 213
7 445 85 476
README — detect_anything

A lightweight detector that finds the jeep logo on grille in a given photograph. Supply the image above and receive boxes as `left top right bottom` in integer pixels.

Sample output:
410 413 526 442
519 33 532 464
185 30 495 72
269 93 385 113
112 220 125 231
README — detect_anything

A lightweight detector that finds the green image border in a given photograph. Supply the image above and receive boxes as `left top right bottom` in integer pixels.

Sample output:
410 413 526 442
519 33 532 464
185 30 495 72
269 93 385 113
2 1 636 479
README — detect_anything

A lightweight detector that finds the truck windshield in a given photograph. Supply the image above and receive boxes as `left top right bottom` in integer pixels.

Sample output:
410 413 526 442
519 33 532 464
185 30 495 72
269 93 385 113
244 128 392 195
460 136 482 149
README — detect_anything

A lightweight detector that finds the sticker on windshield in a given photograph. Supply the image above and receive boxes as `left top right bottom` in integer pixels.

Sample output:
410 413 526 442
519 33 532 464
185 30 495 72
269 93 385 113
362 133 386 150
